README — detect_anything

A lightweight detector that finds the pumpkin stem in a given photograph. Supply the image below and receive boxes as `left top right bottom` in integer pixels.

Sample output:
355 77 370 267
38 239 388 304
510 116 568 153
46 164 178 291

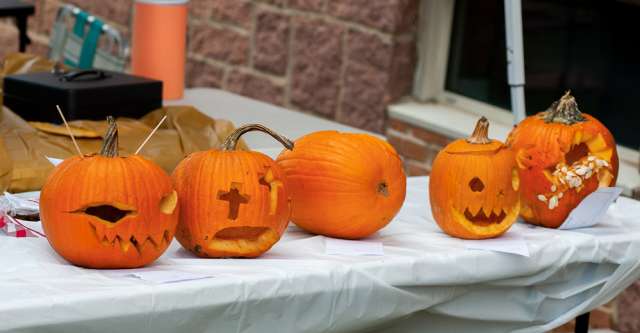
377 182 389 197
466 117 491 144
99 116 118 157
222 124 294 151
543 90 586 124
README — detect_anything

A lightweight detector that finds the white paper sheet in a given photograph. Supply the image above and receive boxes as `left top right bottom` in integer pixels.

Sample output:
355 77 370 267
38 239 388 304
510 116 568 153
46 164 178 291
111 270 212 284
559 187 623 230
3 192 40 212
46 156 64 167
325 237 384 256
463 232 530 257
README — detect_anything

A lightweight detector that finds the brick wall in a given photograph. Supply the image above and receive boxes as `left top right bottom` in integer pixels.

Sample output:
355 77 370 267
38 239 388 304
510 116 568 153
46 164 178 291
0 0 417 133
386 117 452 176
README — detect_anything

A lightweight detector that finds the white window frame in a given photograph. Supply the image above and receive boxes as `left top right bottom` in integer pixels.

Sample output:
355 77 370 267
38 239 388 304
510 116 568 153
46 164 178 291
410 0 639 168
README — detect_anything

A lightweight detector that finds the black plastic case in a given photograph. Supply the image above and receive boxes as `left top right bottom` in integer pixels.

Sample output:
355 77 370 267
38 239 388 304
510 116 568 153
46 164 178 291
3 70 162 123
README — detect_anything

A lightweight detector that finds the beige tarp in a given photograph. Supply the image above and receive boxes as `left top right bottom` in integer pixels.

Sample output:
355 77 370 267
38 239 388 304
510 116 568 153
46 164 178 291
0 53 244 193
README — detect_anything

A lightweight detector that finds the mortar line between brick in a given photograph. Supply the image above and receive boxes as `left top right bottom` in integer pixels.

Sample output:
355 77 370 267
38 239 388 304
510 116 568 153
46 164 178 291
248 2 257 69
405 158 432 168
189 49 286 88
335 28 348 122
387 128 429 146
222 67 231 88
321 0 329 13
188 52 233 71
187 53 234 88
191 18 249 36
283 11 295 109
240 67 287 86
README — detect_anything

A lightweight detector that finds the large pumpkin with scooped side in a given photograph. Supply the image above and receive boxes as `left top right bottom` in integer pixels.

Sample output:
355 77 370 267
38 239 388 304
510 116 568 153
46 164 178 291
429 117 520 239
507 91 618 228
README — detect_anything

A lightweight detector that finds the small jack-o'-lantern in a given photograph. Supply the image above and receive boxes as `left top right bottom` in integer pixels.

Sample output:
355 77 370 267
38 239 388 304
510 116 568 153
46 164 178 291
429 117 520 239
276 131 406 239
172 124 292 258
40 117 179 269
507 91 619 228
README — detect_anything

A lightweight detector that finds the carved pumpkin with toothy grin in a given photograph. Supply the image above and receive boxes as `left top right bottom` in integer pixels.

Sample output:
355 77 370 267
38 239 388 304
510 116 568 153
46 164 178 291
429 117 520 239
40 117 179 269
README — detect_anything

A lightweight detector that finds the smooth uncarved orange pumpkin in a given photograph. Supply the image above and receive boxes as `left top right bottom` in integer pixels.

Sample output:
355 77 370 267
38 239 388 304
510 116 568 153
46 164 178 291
276 131 406 239
173 124 292 258
507 91 618 228
40 117 179 269
429 117 520 239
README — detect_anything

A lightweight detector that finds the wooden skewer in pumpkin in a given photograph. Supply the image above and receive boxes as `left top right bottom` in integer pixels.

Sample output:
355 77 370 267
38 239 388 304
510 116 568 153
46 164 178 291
55 105 83 158
40 116 180 269
135 115 167 155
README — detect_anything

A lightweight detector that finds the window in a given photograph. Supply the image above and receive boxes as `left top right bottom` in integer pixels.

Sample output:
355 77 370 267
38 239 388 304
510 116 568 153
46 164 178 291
415 0 640 150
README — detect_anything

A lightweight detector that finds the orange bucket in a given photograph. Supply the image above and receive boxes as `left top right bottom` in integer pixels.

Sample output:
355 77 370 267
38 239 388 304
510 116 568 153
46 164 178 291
132 0 188 100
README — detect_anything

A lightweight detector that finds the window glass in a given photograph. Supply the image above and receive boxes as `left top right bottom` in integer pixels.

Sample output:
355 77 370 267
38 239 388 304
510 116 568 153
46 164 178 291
445 0 640 148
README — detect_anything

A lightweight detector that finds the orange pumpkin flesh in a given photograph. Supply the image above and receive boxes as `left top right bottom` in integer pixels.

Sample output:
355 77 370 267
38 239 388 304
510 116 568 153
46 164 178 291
173 124 291 258
507 92 619 228
429 117 520 239
276 131 406 239
40 117 179 269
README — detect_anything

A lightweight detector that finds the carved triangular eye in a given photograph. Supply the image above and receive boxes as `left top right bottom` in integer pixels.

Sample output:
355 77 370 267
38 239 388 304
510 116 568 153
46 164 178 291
82 205 134 223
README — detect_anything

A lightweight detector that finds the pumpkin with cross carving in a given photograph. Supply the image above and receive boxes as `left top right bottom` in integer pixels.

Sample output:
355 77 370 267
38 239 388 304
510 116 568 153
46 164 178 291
172 124 292 258
40 117 180 269
429 117 520 239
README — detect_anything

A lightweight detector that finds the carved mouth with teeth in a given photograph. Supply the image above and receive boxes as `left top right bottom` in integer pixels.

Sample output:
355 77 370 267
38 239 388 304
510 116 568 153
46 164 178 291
88 223 172 253
462 208 507 226
72 203 171 254
451 206 519 233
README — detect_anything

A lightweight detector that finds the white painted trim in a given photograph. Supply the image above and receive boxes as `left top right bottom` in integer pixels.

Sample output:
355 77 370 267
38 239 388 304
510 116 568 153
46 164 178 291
413 0 518 124
413 0 455 101
388 99 513 142
440 91 515 126
388 100 640 194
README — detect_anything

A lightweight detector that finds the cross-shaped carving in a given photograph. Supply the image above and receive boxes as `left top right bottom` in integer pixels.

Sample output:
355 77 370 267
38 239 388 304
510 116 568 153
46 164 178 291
259 169 283 215
218 182 250 220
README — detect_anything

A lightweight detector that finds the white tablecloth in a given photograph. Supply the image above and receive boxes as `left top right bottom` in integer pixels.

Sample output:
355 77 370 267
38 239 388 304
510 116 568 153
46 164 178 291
1 177 640 333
